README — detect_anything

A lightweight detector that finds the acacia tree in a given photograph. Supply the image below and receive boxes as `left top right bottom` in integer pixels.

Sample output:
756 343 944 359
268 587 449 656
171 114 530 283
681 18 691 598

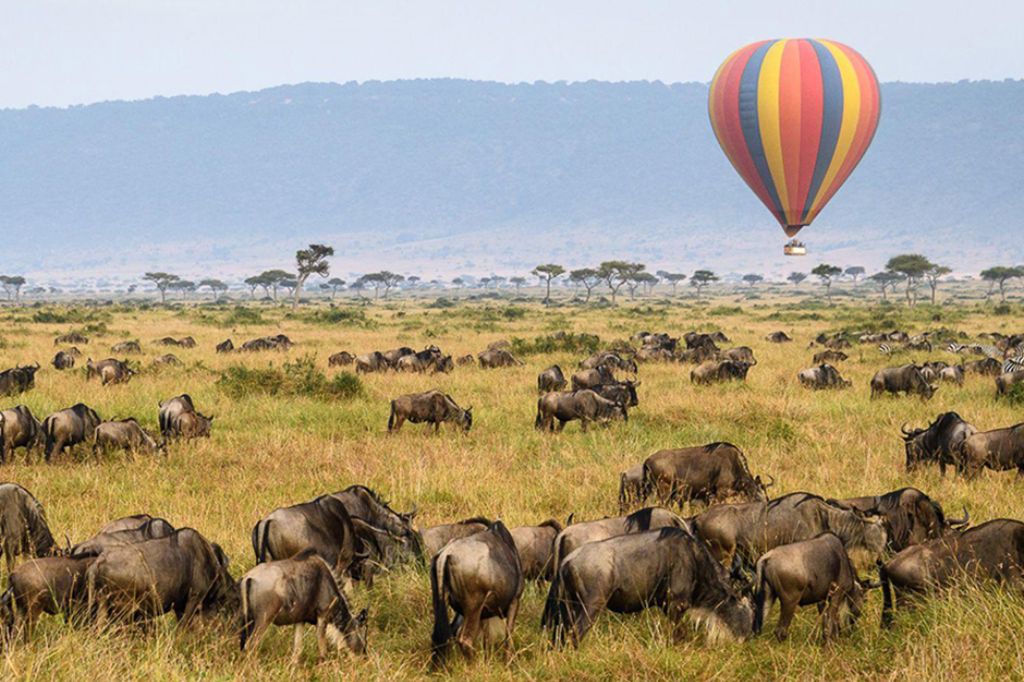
0 275 26 301
981 266 1024 302
690 269 719 298
870 271 902 301
258 270 293 301
844 266 866 283
811 263 842 306
886 254 934 306
924 265 952 304
198 279 228 300
451 277 464 289
143 272 180 304
742 274 764 287
510 276 526 293
634 272 659 296
244 275 266 298
787 272 807 286
169 279 196 300
291 244 334 309
598 261 644 303
532 264 566 304
358 271 404 299
663 273 687 295
323 277 346 299
569 268 602 303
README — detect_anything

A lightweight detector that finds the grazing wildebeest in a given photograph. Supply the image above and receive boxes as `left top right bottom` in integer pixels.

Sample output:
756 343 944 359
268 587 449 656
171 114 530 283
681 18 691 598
158 393 197 434
328 351 355 367
388 390 472 433
110 340 141 354
579 352 637 374
397 352 454 374
381 346 416 368
545 528 752 647
798 364 852 390
537 365 567 393
753 533 874 641
535 390 628 432
766 331 792 343
996 371 1024 396
870 365 936 400
956 422 1024 478
641 442 770 508
355 351 388 374
691 359 752 385
239 550 369 660
242 334 294 352
330 485 420 550
618 463 645 512
0 484 57 575
0 406 41 463
590 381 639 408
421 517 491 557
723 346 757 365
963 357 1001 376
676 345 720 364
636 347 674 362
97 514 162 535
41 403 102 462
93 419 165 456
54 332 88 345
813 349 849 364
880 519 1024 627
938 364 965 385
919 361 948 382
510 519 563 581
152 353 181 367
430 521 523 665
0 364 40 396
832 488 968 553
85 358 134 385
901 412 976 474
52 350 76 370
477 348 523 369
87 527 236 624
571 366 615 391
159 394 213 439
252 495 365 585
216 339 234 353
684 332 722 351
455 354 475 366
1 555 97 639
693 492 887 573
71 517 176 557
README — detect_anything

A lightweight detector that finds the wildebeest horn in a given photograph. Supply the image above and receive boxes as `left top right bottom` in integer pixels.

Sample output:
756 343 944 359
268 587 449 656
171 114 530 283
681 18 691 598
949 506 969 527
900 423 913 436
404 503 419 520
763 474 776 488
566 512 575 526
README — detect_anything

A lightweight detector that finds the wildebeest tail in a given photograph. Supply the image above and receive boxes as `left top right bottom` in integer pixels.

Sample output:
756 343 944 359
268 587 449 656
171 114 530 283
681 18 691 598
880 563 894 628
639 461 656 506
0 586 14 634
429 551 451 666
387 401 396 431
239 577 254 651
534 398 544 430
252 519 271 563
752 558 768 634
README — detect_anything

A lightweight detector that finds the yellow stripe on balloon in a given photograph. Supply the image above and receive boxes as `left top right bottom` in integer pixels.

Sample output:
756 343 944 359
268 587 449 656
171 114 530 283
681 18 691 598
756 40 790 219
807 39 862 219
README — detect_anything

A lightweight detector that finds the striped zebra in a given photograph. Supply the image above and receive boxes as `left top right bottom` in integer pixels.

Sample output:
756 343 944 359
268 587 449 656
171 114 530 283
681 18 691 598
1004 347 1024 374
947 342 1001 358
878 343 894 355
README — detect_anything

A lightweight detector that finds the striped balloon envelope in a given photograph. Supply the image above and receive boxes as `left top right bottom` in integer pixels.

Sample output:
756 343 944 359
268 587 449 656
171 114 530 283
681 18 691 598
708 39 880 237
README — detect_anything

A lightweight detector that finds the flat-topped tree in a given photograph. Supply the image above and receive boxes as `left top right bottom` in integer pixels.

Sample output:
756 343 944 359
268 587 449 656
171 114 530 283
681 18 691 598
142 272 180 304
198 279 228 300
662 273 687 296
569 268 602 303
631 271 658 298
168 279 196 301
844 266 865 283
532 264 565 303
259 270 293 301
886 254 934 306
292 244 334 309
811 264 842 306
742 274 763 287
324 277 346 299
924 265 952 304
787 272 807 286
981 266 1024 302
690 269 719 298
0 275 26 301
869 271 903 301
510 276 526 292
598 261 644 303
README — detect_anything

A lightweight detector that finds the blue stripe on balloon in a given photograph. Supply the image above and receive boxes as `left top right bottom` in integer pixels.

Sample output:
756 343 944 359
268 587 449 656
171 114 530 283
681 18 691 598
737 40 785 221
801 39 844 222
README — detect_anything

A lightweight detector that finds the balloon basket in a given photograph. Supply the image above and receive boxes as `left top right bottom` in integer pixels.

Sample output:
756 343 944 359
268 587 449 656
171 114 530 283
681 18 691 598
783 240 807 256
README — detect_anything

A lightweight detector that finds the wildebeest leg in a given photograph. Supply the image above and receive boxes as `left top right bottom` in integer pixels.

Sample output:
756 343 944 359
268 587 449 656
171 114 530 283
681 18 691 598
456 596 487 659
775 597 796 641
504 597 519 650
316 616 329 661
291 624 305 664
821 587 842 641
556 420 566 433
579 419 589 433
571 596 603 646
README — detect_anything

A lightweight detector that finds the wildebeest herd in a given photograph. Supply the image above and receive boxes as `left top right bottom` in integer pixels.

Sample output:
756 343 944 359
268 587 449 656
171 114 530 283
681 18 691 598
0 321 1023 672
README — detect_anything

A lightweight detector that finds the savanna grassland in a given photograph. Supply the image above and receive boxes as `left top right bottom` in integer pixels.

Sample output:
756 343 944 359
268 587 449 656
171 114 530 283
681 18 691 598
1 292 1024 681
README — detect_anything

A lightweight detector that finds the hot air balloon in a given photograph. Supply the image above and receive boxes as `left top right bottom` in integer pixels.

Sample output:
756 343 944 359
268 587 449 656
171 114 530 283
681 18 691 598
708 39 880 254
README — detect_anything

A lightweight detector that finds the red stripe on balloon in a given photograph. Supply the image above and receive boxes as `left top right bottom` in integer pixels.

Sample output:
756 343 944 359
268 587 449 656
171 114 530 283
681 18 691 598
794 39 823 224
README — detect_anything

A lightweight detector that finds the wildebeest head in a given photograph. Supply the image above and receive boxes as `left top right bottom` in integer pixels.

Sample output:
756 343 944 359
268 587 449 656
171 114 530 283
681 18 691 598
458 407 473 432
337 607 369 654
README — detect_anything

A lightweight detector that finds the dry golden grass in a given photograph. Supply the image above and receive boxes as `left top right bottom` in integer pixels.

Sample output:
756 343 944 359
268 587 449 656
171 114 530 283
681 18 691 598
0 294 1022 680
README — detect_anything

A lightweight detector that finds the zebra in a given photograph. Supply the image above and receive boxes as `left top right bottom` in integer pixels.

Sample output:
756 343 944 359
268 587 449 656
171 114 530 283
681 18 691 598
1004 347 1024 375
947 342 1001 358
879 343 895 355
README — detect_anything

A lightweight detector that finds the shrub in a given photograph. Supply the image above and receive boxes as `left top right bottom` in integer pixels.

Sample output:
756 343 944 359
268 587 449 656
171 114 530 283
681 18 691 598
217 355 363 400
307 307 371 326
510 332 601 356
223 306 265 326
1005 381 1024 406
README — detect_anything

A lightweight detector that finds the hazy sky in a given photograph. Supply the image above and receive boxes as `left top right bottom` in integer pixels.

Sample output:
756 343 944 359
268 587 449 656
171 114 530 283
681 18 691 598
3 0 1021 109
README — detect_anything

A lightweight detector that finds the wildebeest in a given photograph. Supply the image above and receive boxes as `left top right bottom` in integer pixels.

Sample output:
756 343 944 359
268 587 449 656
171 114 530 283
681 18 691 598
239 550 369 660
477 348 523 369
880 519 1024 626
618 463 646 512
52 350 76 370
421 517 491 557
328 351 355 367
832 488 968 553
535 390 628 432
901 412 976 474
241 334 294 352
691 359 752 385
430 521 523 665
355 351 388 374
798 364 852 390
158 336 195 348
0 483 57 574
216 339 234 353
152 353 181 367
330 485 419 547
0 364 40 396
919 361 948 382
54 332 88 345
693 492 887 573
676 345 720 364
71 517 176 557
684 332 722 352
0 406 41 463
996 371 1024 396
87 527 235 624
590 381 639 408
455 354 475 366
813 349 849 364
93 419 165 456
41 403 102 462
510 519 563 581
396 351 453 374
537 365 567 393
85 358 134 385
766 331 792 343
723 346 757 365
753 533 873 641
641 442 770 508
381 346 416 368
869 364 936 400
636 347 674 362
579 351 637 374
571 366 615 391
388 390 472 433
956 422 1024 478
938 364 965 385
110 340 141 354
252 495 358 583
159 394 213 439
963 357 1001 375
545 528 752 647
1 555 97 639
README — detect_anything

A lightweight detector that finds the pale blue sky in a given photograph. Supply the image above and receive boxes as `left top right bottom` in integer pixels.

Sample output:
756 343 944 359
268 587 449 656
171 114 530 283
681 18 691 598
3 0 1020 108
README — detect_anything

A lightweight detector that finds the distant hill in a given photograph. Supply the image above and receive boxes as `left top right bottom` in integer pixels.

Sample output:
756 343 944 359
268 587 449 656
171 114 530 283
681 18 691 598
2 78 1022 280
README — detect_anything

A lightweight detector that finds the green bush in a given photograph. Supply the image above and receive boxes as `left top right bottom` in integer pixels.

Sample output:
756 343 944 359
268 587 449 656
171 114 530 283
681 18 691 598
217 355 363 400
223 306 265 325
1005 381 1024 406
510 332 601 356
307 307 371 326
